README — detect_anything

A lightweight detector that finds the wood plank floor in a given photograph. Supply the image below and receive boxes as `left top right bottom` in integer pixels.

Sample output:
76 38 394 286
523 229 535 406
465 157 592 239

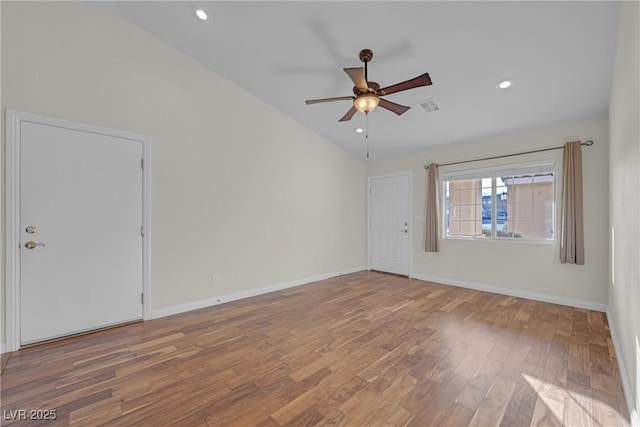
0 271 630 426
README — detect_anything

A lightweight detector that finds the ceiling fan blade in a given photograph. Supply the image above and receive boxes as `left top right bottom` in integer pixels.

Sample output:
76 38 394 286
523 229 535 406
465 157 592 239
378 99 411 116
305 96 354 105
343 67 368 91
377 73 432 96
338 106 358 122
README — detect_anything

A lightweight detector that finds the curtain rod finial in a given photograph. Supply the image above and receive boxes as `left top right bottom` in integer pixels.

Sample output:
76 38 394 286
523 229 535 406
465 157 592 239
583 140 594 146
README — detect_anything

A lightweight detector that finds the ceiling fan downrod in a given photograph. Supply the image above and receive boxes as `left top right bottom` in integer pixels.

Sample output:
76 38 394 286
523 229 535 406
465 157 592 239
359 49 373 82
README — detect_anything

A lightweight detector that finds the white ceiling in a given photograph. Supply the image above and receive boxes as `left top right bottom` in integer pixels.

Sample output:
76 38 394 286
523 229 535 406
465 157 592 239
98 1 619 160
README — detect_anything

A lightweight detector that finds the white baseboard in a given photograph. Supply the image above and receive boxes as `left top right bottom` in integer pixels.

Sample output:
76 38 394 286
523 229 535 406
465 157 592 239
152 266 367 319
410 274 607 312
606 307 640 427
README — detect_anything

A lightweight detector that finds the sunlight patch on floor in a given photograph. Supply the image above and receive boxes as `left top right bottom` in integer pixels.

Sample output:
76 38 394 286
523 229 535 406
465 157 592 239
523 373 629 427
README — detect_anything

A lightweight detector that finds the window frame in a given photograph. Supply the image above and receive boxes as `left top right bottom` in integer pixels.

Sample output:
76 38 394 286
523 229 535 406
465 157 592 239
441 160 557 244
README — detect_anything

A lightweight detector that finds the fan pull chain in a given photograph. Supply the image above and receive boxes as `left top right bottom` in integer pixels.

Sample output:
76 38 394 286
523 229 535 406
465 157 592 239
365 113 370 158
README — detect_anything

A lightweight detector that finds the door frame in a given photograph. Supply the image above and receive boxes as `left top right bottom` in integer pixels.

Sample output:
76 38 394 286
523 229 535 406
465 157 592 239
367 171 413 276
4 109 152 352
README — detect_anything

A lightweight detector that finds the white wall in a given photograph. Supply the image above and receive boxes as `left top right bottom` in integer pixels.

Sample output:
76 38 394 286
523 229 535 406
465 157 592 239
609 1 640 424
0 2 367 343
368 116 609 307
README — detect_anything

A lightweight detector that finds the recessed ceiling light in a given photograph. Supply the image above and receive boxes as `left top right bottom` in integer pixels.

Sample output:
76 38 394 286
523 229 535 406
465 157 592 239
355 128 364 134
194 9 208 21
497 79 514 89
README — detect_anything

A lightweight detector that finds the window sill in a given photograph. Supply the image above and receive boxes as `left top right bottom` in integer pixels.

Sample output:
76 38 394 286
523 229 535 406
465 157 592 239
443 236 555 245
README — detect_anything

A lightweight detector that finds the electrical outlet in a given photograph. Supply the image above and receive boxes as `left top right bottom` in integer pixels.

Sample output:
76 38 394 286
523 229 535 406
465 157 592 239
212 274 219 285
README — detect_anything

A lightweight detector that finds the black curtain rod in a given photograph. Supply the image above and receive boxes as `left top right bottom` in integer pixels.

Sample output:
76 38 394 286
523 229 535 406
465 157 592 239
424 140 594 169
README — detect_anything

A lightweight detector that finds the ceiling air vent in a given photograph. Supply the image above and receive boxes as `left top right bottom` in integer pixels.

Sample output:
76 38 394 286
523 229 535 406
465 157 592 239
419 99 440 113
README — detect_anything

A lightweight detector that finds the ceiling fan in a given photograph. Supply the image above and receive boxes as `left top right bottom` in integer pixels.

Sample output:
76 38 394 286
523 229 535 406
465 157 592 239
305 49 432 122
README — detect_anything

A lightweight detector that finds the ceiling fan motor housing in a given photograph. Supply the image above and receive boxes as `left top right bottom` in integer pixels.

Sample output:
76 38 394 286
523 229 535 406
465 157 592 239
353 81 380 96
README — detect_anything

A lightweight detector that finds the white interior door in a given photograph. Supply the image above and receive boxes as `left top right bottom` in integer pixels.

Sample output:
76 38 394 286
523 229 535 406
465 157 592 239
369 174 410 275
20 120 144 345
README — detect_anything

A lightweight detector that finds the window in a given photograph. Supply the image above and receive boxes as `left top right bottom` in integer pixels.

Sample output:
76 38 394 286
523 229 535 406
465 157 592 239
443 161 555 241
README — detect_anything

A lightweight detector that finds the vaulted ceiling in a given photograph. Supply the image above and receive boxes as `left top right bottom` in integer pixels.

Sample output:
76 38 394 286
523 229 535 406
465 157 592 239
98 1 619 159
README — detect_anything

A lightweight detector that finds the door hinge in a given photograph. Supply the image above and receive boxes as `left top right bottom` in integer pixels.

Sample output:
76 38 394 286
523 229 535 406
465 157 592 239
140 226 144 237
141 293 144 304
140 158 144 169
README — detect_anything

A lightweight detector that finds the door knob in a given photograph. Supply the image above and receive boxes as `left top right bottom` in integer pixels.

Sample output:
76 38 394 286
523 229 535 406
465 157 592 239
25 241 46 249
401 229 408 233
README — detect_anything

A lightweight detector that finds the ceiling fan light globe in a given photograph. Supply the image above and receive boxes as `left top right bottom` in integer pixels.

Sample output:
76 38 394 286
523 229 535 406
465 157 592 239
354 94 380 113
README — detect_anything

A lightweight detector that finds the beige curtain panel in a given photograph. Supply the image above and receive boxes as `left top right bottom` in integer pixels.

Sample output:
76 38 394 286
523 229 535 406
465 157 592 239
559 141 585 264
425 163 440 252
